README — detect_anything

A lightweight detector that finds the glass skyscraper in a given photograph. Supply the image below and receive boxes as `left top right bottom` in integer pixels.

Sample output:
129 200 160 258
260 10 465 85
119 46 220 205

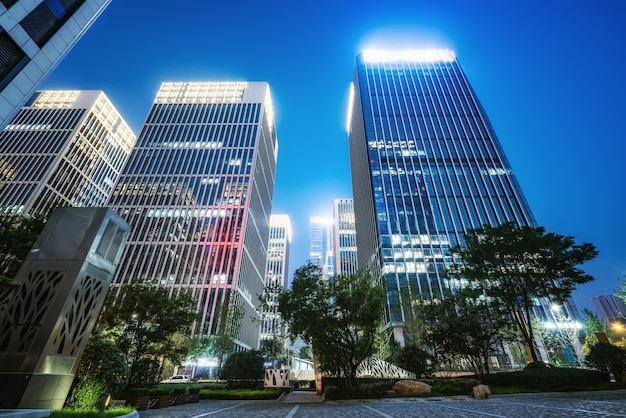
333 198 358 277
108 82 278 350
0 0 111 129
0 90 135 217
260 214 291 343
347 49 537 343
309 216 334 280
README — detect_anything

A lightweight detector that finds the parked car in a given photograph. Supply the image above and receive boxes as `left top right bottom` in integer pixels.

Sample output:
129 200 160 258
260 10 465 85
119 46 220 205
160 375 191 383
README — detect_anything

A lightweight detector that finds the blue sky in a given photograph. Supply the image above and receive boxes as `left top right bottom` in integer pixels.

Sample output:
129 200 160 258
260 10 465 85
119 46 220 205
43 0 626 313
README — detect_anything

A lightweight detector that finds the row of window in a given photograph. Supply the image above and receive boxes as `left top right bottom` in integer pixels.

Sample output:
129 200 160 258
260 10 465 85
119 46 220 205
145 103 261 126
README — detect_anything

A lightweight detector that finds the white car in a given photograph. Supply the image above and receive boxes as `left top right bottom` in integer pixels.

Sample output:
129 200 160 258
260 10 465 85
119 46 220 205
160 375 191 383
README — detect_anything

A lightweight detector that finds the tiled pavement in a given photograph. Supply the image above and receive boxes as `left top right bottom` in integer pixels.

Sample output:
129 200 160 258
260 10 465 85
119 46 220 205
138 389 626 417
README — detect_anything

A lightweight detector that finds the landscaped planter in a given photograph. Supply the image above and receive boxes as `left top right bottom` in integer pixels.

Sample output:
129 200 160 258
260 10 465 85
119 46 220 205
158 394 171 408
127 396 150 411
186 393 200 403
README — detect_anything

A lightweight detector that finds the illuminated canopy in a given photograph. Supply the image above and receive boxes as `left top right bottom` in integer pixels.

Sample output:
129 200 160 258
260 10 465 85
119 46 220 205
361 49 456 63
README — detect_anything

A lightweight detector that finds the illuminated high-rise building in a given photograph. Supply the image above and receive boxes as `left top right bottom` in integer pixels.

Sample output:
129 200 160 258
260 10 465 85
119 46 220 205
0 0 111 129
0 90 136 217
591 294 626 323
109 82 278 350
260 214 291 343
347 49 541 343
333 198 357 276
309 216 334 280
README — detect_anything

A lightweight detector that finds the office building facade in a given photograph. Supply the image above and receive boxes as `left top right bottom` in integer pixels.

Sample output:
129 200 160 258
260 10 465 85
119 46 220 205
108 82 278 350
260 214 291 343
347 49 539 342
333 198 358 276
0 0 111 129
591 294 626 323
309 216 334 280
0 90 135 217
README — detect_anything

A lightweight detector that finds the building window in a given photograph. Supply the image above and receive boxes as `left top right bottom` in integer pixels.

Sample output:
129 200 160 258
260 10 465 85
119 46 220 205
0 29 30 91
20 0 86 48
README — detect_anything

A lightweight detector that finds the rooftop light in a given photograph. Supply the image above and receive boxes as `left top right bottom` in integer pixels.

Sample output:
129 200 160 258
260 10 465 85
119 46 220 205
362 49 456 63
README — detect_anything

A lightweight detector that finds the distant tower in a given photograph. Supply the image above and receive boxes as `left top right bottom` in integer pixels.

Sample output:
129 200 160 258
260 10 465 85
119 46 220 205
333 198 358 276
347 49 552 344
108 82 278 350
260 214 291 343
591 294 626 323
309 216 334 280
0 0 111 129
0 90 136 217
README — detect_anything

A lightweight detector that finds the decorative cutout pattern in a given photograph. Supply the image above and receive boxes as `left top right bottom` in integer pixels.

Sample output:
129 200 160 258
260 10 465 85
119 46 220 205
356 357 417 379
0 270 63 352
264 368 290 388
52 275 104 356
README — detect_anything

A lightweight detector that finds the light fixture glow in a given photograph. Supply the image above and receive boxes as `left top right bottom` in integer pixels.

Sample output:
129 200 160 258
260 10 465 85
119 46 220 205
346 83 354 133
362 49 456 63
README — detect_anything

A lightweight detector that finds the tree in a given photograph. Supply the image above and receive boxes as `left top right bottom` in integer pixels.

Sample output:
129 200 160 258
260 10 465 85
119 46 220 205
218 350 265 389
586 343 626 381
581 308 615 352
391 343 432 376
277 264 385 387
421 289 516 376
450 222 598 363
0 213 46 280
73 337 129 395
212 296 243 371
95 283 197 387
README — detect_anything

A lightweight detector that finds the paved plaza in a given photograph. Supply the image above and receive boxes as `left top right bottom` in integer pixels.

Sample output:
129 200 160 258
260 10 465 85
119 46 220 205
138 389 626 417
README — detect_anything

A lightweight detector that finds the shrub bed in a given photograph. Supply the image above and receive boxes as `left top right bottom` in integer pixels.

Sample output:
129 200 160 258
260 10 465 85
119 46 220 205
324 382 394 400
482 367 610 391
199 388 283 400
422 378 481 396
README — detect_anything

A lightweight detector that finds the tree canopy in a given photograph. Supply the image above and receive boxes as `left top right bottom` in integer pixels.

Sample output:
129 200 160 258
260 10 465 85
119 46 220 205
94 283 198 387
421 288 516 375
450 222 598 363
277 264 385 386
0 214 46 281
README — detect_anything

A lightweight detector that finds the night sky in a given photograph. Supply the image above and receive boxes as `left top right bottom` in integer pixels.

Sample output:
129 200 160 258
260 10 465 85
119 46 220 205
42 0 626 313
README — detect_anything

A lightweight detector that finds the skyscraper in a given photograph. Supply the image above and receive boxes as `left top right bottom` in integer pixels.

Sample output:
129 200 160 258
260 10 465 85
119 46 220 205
347 49 538 343
260 214 291 344
309 216 334 280
108 82 278 350
0 0 111 129
591 294 626 323
0 90 136 217
333 198 358 277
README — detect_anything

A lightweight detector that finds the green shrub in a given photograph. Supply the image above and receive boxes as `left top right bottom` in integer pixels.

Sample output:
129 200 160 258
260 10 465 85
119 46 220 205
149 388 170 396
586 344 626 381
129 387 150 397
64 378 107 410
323 381 393 400
199 388 282 400
482 367 609 391
50 407 134 417
391 344 433 375
524 361 555 370
171 386 186 394
219 350 265 389
201 382 227 390
428 378 480 395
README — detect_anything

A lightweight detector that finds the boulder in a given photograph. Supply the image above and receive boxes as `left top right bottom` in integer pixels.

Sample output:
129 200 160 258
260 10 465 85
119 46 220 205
472 384 491 399
392 380 432 396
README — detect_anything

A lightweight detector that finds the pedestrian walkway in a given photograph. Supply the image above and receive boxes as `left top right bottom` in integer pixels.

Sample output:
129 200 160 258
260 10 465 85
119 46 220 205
280 390 323 403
